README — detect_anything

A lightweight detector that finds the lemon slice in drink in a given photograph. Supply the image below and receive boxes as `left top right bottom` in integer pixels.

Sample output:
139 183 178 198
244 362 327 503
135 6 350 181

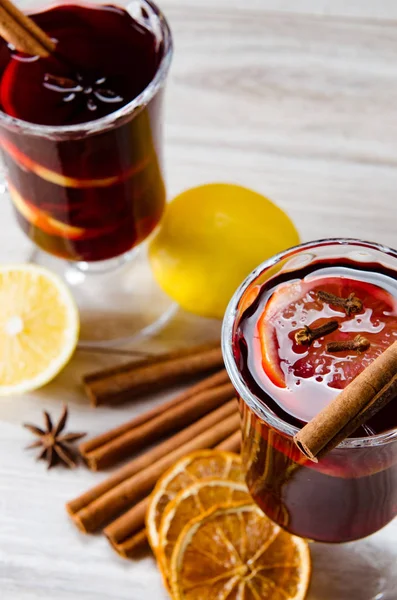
0 264 79 395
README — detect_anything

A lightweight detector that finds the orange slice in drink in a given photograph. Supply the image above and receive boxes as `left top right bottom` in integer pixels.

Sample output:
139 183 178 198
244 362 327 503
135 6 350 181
170 502 311 600
158 479 250 583
258 276 397 390
146 450 243 553
9 184 86 240
1 137 150 189
9 184 119 241
257 279 310 388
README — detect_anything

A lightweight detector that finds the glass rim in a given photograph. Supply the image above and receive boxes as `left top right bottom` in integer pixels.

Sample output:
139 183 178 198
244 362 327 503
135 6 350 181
222 237 397 449
0 0 173 139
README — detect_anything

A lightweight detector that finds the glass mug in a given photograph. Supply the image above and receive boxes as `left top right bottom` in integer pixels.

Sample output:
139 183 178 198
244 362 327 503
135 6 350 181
222 239 397 544
0 0 174 344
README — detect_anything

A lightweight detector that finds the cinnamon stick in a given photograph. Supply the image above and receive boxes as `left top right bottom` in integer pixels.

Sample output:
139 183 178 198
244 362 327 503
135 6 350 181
72 413 240 533
67 399 237 517
82 381 234 470
84 344 214 385
109 528 149 559
104 430 241 549
81 377 233 470
83 342 224 406
105 497 148 546
294 341 397 462
319 373 397 456
0 0 55 56
80 369 229 456
216 430 242 453
67 403 239 531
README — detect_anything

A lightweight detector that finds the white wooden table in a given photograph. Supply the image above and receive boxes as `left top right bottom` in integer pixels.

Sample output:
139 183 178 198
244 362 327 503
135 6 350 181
1 1 396 598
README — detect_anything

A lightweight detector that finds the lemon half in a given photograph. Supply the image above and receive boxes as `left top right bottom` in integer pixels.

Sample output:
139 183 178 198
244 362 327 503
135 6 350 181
0 264 79 395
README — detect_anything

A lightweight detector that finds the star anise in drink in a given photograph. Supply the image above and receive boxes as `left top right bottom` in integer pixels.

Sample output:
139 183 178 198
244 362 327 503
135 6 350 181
24 405 86 469
43 73 124 112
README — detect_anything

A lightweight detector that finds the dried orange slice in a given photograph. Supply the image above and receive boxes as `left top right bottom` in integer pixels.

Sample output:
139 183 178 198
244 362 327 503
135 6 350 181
170 502 311 600
146 450 243 553
158 479 251 581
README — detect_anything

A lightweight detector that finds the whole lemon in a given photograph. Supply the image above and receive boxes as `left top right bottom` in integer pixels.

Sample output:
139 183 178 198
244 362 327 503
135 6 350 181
149 183 300 319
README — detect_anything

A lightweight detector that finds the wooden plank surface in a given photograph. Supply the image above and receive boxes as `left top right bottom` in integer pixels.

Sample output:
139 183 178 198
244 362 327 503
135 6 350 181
0 1 396 599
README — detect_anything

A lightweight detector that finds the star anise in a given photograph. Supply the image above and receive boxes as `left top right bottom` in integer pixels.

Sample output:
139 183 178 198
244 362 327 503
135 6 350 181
43 72 124 113
24 405 86 469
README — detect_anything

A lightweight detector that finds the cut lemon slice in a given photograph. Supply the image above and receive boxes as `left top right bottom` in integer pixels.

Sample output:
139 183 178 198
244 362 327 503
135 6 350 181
158 479 251 582
146 450 243 553
0 264 79 395
170 502 311 600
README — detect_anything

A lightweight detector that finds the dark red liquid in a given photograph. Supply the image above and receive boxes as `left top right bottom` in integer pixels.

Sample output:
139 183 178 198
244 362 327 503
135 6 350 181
0 3 168 261
234 262 397 542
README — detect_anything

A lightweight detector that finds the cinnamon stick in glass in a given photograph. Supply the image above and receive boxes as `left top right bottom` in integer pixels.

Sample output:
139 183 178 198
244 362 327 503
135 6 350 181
294 341 397 461
0 0 55 56
83 342 224 406
67 404 239 531
81 379 234 470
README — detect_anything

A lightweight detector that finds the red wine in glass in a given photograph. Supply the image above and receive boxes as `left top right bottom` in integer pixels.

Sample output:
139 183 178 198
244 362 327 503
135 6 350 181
225 241 397 543
0 3 167 262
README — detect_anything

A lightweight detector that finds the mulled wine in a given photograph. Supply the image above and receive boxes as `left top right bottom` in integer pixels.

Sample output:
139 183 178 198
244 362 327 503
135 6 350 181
0 2 169 261
223 240 397 543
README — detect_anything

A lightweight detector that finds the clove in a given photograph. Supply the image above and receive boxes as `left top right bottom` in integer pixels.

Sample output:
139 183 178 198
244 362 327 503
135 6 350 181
295 320 339 346
326 334 370 354
317 290 363 316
